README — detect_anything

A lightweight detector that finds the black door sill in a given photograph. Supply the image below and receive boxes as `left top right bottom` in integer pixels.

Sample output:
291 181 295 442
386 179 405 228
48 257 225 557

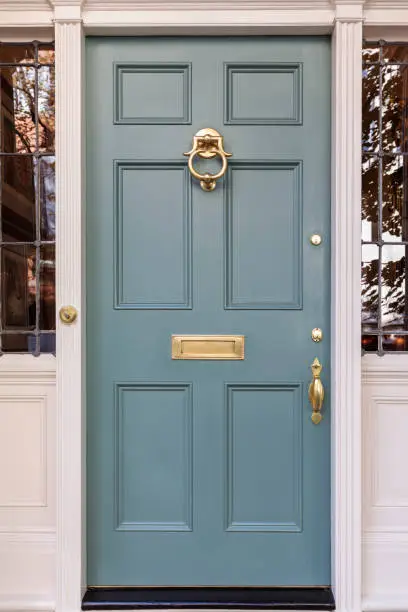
82 587 335 610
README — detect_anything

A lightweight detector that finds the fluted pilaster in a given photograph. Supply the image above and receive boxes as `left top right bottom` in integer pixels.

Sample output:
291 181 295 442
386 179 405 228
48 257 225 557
55 17 84 612
332 14 363 612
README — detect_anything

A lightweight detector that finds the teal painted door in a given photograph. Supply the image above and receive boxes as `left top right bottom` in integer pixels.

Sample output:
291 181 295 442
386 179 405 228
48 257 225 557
86 36 331 587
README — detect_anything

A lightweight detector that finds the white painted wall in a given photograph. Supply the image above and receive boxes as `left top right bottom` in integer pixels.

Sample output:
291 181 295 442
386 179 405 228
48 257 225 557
0 355 406 611
0 356 56 612
0 2 406 611
362 355 408 612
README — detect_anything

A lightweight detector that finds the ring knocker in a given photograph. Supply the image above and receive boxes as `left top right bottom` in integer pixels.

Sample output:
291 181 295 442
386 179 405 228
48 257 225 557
184 128 232 191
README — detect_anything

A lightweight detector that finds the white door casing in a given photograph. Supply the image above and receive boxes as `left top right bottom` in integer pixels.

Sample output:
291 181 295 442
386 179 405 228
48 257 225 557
0 1 406 611
55 3 363 609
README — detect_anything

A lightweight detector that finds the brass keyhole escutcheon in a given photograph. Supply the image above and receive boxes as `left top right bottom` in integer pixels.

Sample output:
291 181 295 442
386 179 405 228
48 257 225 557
59 305 78 325
311 328 323 342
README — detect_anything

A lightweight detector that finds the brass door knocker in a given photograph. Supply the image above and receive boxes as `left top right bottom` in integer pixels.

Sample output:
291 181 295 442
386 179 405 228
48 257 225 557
184 128 232 191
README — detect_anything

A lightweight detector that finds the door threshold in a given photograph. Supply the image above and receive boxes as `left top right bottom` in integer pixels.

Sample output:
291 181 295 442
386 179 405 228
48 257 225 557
82 587 335 610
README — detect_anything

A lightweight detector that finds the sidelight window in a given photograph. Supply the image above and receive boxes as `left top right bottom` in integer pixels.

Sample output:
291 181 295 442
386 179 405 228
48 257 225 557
362 41 408 354
0 41 55 355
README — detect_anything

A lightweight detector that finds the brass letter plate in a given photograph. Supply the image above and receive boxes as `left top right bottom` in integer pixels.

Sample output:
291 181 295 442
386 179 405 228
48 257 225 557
171 335 245 360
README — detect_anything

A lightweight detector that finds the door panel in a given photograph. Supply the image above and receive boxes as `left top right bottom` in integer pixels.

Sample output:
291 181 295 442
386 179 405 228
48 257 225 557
86 36 331 587
226 161 302 308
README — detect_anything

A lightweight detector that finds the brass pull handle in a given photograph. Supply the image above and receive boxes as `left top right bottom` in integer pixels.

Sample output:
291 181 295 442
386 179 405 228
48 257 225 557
184 128 232 191
308 357 324 424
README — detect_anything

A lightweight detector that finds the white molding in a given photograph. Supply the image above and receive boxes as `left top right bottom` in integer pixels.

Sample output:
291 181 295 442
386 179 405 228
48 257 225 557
55 16 85 612
331 14 363 612
362 533 408 612
362 354 408 382
82 9 335 34
0 356 56 382
363 600 408 612
0 1 406 31
0 599 55 612
0 531 56 612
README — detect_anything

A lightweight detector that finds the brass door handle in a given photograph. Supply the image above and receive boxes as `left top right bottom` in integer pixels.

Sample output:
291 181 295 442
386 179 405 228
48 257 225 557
308 357 324 424
184 128 232 191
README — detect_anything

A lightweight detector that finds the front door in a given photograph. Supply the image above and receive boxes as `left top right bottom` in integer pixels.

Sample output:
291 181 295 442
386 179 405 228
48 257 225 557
86 36 331 589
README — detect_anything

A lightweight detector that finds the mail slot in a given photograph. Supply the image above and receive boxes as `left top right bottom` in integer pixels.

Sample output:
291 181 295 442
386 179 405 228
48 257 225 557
171 335 245 360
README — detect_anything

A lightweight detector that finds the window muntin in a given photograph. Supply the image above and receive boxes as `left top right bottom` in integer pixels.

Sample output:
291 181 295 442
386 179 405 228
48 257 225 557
0 42 55 355
362 41 408 354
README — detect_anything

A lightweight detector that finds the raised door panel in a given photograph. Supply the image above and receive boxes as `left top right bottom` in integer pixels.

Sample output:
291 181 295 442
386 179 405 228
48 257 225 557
225 162 302 309
115 383 193 532
114 161 192 309
225 63 303 125
114 63 192 124
226 384 302 532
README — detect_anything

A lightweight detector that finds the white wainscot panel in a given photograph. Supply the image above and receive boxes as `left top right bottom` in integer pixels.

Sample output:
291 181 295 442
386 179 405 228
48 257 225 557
0 356 56 611
362 355 408 611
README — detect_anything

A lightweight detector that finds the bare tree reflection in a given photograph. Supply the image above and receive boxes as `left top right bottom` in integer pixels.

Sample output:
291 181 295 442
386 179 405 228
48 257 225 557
362 45 408 351
0 45 55 352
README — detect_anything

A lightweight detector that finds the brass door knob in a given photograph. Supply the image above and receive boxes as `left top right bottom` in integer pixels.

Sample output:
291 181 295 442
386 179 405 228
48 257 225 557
59 305 78 325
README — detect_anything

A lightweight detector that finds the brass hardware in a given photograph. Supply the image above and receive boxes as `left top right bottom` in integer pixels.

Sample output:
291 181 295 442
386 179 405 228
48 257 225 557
172 335 244 360
184 128 232 191
308 357 324 425
59 305 78 325
311 328 323 343
310 234 322 246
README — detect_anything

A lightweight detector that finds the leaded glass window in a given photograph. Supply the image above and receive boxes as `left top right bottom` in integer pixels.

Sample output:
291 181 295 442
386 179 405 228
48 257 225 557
0 42 55 355
362 41 408 354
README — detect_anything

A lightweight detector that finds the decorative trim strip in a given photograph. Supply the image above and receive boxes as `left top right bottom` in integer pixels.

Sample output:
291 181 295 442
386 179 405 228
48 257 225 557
0 355 55 381
362 354 408 382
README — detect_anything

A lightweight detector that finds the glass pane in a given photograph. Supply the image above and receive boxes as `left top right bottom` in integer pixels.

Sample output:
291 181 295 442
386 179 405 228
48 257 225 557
0 156 35 241
40 156 55 240
362 334 378 352
362 64 380 152
363 44 380 63
38 332 55 353
38 66 55 153
0 66 37 153
40 244 55 330
382 65 408 153
382 156 408 242
0 245 36 331
381 244 408 330
1 332 35 353
362 155 379 240
362 244 379 331
38 44 55 64
383 45 408 64
383 334 408 351
0 43 35 64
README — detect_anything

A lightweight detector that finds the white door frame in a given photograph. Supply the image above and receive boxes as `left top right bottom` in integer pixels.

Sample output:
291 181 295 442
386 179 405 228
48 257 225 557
0 2 402 611
55 3 362 612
